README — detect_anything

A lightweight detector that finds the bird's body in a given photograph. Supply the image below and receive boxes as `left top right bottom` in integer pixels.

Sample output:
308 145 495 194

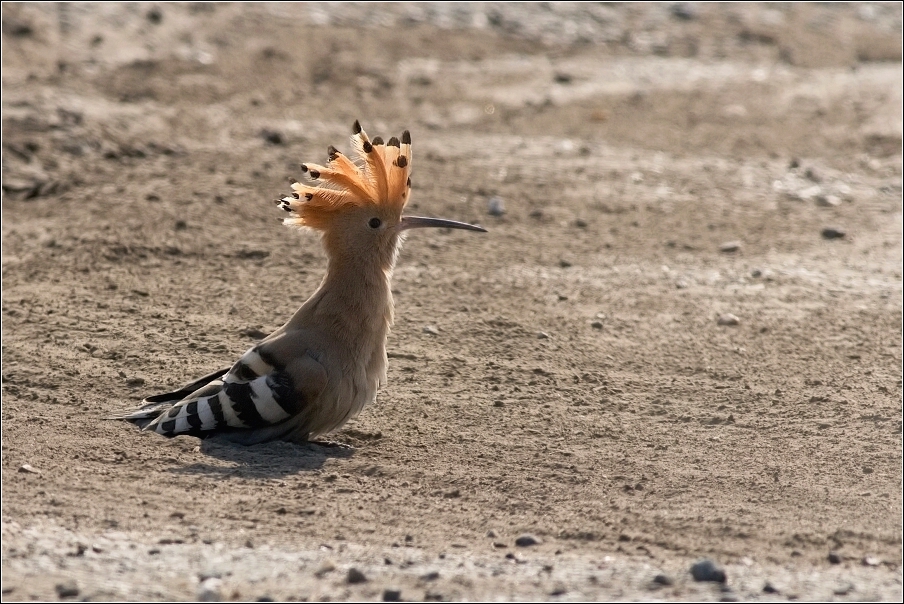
116 121 485 444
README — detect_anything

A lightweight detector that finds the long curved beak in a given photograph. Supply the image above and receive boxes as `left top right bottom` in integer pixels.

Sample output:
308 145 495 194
400 216 487 233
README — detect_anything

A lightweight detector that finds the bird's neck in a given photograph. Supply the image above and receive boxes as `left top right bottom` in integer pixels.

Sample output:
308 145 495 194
290 252 396 338
323 254 394 311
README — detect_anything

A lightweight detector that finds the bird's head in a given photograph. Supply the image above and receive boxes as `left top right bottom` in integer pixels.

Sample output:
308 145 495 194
278 121 486 269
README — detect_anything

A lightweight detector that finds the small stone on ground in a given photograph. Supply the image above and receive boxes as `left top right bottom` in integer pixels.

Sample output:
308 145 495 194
515 534 540 547
55 581 79 598
347 567 368 584
691 559 726 583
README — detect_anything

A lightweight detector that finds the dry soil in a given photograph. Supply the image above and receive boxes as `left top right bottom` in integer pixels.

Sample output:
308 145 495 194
2 3 902 602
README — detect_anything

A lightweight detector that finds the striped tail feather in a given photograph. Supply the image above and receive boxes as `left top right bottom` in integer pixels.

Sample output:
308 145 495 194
113 344 315 444
110 367 229 430
145 372 297 438
142 367 231 405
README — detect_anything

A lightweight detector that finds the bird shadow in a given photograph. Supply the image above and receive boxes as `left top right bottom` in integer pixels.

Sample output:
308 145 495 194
167 439 355 479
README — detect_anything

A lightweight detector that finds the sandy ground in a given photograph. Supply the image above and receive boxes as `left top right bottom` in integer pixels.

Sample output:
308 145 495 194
2 3 902 601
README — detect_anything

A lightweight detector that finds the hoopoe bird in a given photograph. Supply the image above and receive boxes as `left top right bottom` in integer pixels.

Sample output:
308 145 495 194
115 121 486 445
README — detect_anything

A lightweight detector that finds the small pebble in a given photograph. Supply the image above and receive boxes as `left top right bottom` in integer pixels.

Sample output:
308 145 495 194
574 218 588 228
719 241 742 253
717 313 740 326
515 534 540 547
382 588 403 602
146 7 163 24
816 194 841 207
55 581 79 598
763 582 779 593
690 559 726 583
197 577 222 602
18 464 40 474
821 227 846 239
198 568 223 581
675 279 689 289
591 321 603 329
862 556 880 567
421 571 440 581
422 325 440 335
834 583 854 595
347 567 368 584
827 551 842 564
240 328 268 339
314 560 335 577
537 332 550 339
652 573 674 586
796 184 822 200
559 259 572 268
260 129 284 145
487 196 505 216
671 2 698 20
486 529 497 538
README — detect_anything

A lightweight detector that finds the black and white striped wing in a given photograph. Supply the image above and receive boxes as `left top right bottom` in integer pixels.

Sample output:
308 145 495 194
133 345 313 439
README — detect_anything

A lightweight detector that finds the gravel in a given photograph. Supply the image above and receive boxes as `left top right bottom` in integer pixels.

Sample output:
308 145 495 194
2 520 898 601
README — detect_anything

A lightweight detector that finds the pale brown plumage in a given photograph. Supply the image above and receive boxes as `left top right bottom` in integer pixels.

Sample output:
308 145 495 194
115 121 486 444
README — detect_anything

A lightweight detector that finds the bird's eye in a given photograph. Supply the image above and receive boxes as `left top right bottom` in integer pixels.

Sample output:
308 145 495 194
368 217 382 229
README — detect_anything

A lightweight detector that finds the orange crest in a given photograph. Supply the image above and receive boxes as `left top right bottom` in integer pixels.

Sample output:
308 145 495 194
277 121 412 231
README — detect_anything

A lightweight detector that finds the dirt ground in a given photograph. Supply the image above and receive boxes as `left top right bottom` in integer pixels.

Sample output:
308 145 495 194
2 3 902 601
